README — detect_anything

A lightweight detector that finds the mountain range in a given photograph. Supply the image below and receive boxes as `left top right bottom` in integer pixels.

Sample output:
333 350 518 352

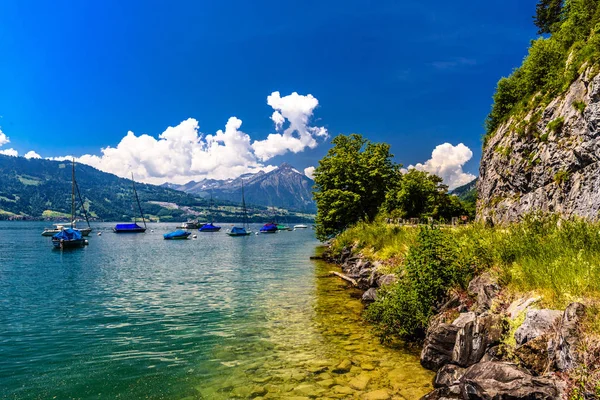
0 155 314 222
163 163 317 212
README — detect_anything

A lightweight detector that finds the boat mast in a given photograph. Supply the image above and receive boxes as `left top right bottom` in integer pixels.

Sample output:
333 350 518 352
241 179 248 229
75 180 91 229
131 173 147 229
71 159 75 229
209 193 214 224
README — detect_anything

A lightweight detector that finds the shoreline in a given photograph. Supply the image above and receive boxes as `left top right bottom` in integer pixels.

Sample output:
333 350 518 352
320 242 592 399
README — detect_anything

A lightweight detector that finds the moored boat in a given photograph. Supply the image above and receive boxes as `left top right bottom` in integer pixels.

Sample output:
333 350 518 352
199 223 221 232
260 223 278 234
114 174 147 234
52 228 87 249
227 179 252 237
164 230 191 240
293 224 308 229
276 224 292 231
177 220 201 229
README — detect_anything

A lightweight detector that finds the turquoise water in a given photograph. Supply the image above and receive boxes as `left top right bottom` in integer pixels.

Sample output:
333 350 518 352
0 222 432 399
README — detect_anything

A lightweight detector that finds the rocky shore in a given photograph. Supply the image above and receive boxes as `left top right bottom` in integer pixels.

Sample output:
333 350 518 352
323 246 591 400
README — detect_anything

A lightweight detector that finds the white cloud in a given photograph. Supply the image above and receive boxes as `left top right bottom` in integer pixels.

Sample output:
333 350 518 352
411 143 476 190
304 166 315 180
24 150 41 159
252 92 328 161
0 148 18 157
0 128 9 146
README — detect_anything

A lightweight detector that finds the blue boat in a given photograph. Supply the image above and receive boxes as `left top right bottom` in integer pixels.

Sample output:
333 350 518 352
114 174 147 233
260 223 278 234
114 223 146 233
52 228 87 249
163 230 191 240
227 179 252 237
199 223 221 232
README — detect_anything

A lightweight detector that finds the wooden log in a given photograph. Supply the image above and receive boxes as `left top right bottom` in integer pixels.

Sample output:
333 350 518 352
330 271 358 286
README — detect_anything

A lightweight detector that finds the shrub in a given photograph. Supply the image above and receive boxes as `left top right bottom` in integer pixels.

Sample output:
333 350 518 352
547 116 565 133
573 100 587 113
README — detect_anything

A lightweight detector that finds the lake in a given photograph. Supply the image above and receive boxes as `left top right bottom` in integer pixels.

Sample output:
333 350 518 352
0 221 433 399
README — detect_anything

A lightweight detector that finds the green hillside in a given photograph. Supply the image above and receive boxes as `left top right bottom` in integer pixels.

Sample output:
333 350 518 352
0 155 313 222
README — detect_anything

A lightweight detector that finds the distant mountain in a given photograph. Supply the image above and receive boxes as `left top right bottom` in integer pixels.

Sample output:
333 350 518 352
451 178 478 202
165 163 316 212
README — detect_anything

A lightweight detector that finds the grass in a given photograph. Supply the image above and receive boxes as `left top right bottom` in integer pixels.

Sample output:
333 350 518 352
330 214 600 312
547 116 565 133
574 100 587 113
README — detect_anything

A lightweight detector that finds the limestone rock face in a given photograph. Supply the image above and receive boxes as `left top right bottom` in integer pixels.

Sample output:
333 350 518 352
478 69 600 223
549 302 586 371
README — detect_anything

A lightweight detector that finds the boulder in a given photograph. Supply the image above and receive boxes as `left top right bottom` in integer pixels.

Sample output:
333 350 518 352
506 296 541 319
514 309 562 346
467 273 501 313
515 334 551 375
550 302 586 371
433 364 466 388
420 385 461 400
452 314 505 367
461 362 562 399
452 312 476 328
376 274 397 287
362 287 378 302
421 323 460 370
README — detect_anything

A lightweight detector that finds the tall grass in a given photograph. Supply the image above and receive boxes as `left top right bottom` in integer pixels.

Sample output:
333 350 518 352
331 215 600 322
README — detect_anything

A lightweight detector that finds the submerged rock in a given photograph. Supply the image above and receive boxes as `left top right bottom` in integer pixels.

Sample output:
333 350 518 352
514 309 562 346
332 359 352 374
362 389 391 400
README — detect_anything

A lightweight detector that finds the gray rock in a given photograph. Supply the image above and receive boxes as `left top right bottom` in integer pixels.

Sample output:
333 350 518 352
506 296 541 319
515 334 551 376
550 302 586 371
421 323 460 371
433 364 466 388
478 69 600 224
376 274 397 287
461 362 562 399
452 314 505 367
467 273 500 313
362 287 378 302
514 309 562 346
420 385 462 400
452 312 476 328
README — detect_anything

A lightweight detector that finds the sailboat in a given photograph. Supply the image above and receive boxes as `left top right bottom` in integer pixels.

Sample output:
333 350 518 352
51 160 88 249
227 179 252 236
199 193 221 232
113 174 147 233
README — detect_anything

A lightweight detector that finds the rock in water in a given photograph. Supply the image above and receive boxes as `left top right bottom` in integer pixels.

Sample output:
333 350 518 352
514 309 562 346
421 323 460 370
332 359 352 374
461 362 561 399
433 364 466 388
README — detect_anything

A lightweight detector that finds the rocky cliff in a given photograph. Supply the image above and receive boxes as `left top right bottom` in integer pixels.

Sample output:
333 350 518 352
478 68 600 224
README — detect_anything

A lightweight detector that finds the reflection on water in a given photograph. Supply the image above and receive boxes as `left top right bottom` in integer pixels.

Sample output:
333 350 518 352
0 222 432 399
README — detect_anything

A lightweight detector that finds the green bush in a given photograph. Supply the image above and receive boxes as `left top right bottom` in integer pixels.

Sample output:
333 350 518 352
547 116 565 133
573 100 587 113
365 227 472 340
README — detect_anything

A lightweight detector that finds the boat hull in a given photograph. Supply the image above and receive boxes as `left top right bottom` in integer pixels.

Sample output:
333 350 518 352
113 228 147 233
52 239 87 248
164 231 192 240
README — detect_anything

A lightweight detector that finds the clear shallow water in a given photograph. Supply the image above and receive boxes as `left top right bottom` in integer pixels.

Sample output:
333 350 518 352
0 221 432 399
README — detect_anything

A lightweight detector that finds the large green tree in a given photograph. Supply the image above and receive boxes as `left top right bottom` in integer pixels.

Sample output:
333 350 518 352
383 169 445 219
313 134 400 240
534 0 564 34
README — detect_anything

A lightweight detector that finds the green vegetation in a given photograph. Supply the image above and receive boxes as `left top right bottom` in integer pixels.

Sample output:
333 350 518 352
547 116 565 132
574 100 588 113
313 134 475 241
329 214 600 339
485 0 600 142
554 169 571 185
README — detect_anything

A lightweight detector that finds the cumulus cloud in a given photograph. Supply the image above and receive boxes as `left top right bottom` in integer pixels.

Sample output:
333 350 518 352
24 150 41 159
0 128 9 146
0 148 18 157
304 166 315 180
252 92 328 161
411 143 476 190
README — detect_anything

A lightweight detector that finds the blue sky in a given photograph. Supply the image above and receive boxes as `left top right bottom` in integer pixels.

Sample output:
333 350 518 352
0 0 538 186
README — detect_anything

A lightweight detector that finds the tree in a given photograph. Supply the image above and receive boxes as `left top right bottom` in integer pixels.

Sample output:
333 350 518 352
534 0 564 34
313 134 400 240
383 169 445 219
